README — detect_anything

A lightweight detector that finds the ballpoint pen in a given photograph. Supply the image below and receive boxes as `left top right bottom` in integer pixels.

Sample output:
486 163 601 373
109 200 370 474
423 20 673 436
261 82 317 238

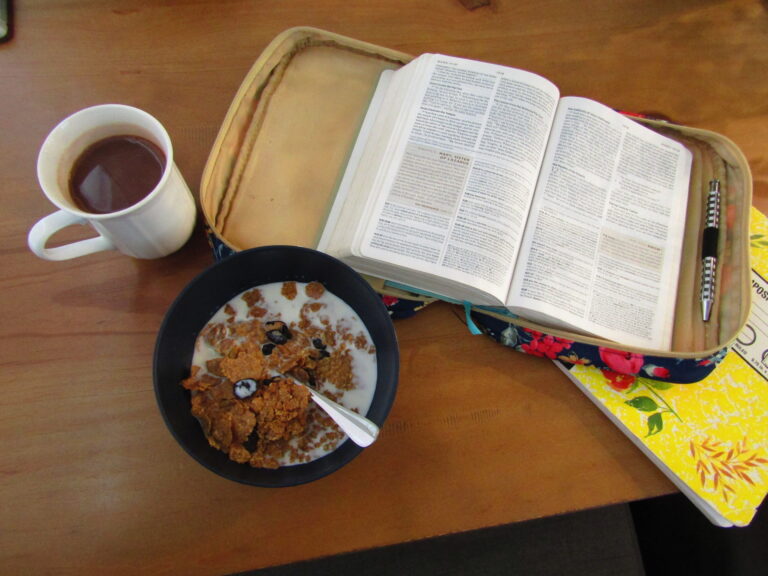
700 179 720 322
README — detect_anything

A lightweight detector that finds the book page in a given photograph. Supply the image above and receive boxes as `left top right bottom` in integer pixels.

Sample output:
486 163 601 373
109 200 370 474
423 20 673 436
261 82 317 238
354 54 560 304
318 58 431 255
508 97 692 350
318 69 393 253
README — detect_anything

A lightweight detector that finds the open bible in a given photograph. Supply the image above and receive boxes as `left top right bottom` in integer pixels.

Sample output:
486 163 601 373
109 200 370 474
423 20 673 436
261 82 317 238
318 53 692 350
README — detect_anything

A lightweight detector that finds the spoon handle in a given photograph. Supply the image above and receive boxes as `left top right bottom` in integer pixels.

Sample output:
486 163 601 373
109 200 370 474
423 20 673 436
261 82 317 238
305 387 380 447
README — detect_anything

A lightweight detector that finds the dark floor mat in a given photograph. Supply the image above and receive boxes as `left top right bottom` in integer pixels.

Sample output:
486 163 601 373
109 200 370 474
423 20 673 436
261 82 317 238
237 503 644 576
631 493 768 576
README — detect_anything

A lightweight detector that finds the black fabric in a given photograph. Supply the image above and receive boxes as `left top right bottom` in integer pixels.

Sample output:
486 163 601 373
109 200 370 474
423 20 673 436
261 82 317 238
236 504 645 576
631 493 768 576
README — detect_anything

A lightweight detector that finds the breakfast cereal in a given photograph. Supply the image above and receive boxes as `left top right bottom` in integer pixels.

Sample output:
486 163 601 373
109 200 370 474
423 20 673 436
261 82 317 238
180 281 377 468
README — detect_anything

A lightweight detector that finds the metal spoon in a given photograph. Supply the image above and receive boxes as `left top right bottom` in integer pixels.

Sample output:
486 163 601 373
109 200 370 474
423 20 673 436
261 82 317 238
290 376 380 447
234 376 380 447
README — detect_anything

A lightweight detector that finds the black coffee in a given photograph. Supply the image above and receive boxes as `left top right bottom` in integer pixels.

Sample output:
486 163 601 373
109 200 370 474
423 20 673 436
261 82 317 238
69 135 166 214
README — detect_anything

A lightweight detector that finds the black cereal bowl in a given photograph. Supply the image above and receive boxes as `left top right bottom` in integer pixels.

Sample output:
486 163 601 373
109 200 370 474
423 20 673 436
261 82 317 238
153 246 399 487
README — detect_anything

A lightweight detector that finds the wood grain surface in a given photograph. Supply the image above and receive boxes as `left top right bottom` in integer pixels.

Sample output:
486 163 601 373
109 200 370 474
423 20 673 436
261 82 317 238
2 1 767 574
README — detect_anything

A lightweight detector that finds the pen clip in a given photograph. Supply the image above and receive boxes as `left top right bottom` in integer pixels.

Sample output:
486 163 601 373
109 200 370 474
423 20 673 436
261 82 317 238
706 179 720 229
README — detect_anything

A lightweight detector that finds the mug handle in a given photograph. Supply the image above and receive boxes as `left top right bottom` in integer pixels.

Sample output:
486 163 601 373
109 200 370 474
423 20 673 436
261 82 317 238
28 210 115 261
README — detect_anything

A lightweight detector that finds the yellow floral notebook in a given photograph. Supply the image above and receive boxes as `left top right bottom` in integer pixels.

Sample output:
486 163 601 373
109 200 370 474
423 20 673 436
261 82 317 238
556 206 768 527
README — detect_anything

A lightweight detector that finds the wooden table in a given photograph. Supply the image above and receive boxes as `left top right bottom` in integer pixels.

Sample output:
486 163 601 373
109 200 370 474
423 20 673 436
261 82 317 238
2 1 767 574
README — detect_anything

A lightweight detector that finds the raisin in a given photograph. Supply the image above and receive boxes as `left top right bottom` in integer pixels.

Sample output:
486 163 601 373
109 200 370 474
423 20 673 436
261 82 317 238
233 378 259 399
265 320 292 345
266 330 288 345
312 338 326 350
243 431 259 452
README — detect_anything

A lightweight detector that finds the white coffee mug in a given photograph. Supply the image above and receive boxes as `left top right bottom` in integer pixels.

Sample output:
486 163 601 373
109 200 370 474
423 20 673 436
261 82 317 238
28 104 197 260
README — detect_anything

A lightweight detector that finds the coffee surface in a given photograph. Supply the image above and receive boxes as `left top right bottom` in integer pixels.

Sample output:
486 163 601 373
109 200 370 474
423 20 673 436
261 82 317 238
69 135 165 214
